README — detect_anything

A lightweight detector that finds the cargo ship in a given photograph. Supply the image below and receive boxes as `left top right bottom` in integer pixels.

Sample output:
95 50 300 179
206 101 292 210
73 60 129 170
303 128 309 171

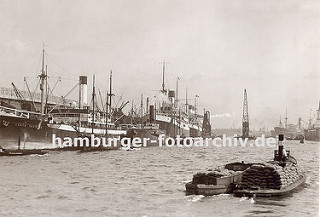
0 76 127 148
304 101 320 141
270 110 303 140
150 62 211 138
0 49 126 148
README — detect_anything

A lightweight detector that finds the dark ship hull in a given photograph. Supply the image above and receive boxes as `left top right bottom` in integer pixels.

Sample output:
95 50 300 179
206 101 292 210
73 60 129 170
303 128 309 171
156 118 190 137
304 128 320 141
304 101 320 141
189 126 201 137
271 126 303 140
0 115 51 145
0 112 126 149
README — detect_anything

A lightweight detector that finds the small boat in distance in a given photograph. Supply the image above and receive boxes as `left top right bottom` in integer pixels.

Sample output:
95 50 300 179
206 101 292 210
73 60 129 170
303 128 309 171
0 148 47 156
0 136 47 156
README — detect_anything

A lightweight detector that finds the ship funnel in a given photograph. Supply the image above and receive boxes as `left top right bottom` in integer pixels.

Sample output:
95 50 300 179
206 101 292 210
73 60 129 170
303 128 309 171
317 100 320 120
275 134 284 161
79 76 88 108
168 90 175 105
149 105 155 122
202 110 212 138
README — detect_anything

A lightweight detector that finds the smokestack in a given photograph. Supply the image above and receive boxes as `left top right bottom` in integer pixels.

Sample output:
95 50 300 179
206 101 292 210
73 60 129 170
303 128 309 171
149 105 155 122
146 97 149 114
278 134 284 161
79 76 88 109
168 90 175 105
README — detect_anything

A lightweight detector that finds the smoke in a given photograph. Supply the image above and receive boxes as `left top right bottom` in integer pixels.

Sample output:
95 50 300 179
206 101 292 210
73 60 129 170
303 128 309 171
150 92 171 104
211 113 235 119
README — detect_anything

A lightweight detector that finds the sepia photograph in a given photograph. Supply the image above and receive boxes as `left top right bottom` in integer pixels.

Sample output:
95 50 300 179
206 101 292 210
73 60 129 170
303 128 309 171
0 0 319 216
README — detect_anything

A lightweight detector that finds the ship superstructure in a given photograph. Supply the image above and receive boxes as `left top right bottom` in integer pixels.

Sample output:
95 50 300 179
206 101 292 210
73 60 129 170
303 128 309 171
149 62 211 138
304 101 320 141
271 109 303 140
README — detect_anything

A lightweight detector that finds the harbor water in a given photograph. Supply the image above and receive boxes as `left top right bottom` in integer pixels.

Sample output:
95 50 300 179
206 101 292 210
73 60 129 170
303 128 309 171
0 140 318 217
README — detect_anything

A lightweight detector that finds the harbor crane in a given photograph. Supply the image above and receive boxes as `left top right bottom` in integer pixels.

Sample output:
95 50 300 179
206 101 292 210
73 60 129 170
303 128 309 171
242 89 249 138
11 83 26 101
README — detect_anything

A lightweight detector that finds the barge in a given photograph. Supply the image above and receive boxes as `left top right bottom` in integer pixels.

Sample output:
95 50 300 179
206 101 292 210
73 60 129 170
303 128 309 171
185 134 306 197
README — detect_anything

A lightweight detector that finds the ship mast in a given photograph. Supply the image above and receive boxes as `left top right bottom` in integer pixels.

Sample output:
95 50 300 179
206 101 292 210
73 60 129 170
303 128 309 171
195 95 199 120
39 48 46 116
105 90 108 136
179 107 181 136
185 87 188 114
317 100 320 120
284 108 288 128
175 77 180 108
160 60 168 93
308 109 312 126
108 70 113 115
140 94 143 128
92 74 96 134
45 65 48 114
131 100 134 125
279 115 282 127
162 60 165 92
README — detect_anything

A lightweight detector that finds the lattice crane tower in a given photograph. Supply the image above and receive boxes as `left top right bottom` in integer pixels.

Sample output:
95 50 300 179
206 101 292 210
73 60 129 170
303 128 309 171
242 89 249 138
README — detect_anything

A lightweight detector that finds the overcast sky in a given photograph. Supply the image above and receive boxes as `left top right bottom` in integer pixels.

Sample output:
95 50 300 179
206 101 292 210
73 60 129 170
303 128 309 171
0 0 319 129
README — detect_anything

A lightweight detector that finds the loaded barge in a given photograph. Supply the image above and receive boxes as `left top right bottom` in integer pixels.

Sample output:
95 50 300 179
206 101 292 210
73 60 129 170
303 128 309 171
185 134 306 197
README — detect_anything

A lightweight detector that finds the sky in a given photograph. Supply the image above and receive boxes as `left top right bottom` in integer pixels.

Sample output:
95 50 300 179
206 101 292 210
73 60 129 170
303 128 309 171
0 0 319 129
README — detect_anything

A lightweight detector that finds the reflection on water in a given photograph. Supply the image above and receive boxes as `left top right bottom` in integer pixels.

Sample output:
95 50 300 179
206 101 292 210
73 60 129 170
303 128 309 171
0 140 318 217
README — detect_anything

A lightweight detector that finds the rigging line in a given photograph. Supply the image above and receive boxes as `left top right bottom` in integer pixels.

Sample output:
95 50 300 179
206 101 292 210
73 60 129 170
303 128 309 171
49 77 61 96
24 75 39 91
63 83 79 99
47 83 79 114
49 76 77 81
46 75 62 103
24 52 43 77
98 89 105 111
95 79 107 91
45 53 78 77
89 96 100 112
89 100 101 113
119 91 124 102
112 95 118 108
45 82 51 106
31 78 40 100
24 77 37 111
114 95 122 109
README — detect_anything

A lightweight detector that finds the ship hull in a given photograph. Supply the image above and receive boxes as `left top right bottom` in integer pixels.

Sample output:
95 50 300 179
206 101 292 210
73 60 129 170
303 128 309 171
156 119 190 137
304 129 320 141
0 115 126 148
189 126 201 137
0 115 51 145
132 129 160 147
271 127 303 140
